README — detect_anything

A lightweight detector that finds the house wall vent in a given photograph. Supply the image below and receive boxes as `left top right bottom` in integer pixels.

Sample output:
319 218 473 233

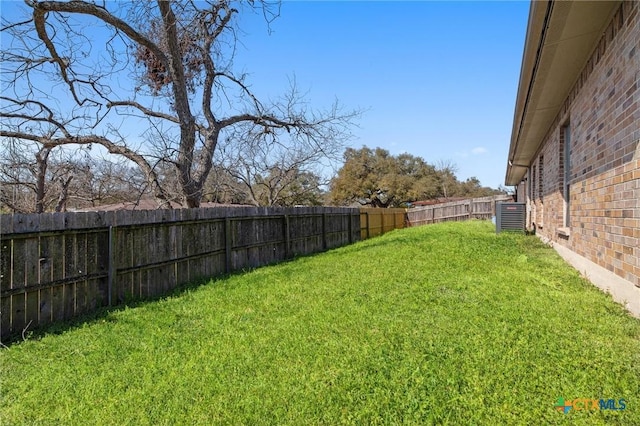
496 202 526 234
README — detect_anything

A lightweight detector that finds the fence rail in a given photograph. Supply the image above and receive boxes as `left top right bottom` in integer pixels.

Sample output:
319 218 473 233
0 207 360 342
406 195 512 226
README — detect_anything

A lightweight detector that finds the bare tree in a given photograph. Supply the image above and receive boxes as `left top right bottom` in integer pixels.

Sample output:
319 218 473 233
1 1 358 209
435 159 459 199
65 155 152 209
216 114 345 206
202 165 250 205
0 140 74 213
0 141 149 213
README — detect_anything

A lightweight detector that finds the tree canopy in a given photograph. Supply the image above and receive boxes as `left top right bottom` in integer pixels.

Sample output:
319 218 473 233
329 147 501 207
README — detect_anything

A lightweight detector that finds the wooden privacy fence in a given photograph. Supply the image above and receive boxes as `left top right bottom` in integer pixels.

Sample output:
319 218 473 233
360 208 407 239
406 195 512 226
0 207 360 342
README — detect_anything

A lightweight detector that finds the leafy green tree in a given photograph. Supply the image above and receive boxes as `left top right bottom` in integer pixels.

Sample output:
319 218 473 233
329 147 441 207
329 146 501 207
455 177 501 198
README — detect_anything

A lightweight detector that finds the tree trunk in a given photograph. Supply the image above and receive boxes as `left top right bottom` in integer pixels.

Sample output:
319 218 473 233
54 176 73 212
34 147 51 214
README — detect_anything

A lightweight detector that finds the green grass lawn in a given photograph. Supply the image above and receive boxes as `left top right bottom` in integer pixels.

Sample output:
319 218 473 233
2 220 639 425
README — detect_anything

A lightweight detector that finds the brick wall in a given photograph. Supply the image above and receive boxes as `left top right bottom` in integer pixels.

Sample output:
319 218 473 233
529 1 640 287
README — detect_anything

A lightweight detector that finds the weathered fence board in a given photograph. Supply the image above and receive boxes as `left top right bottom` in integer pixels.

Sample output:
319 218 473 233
406 195 512 226
0 207 363 342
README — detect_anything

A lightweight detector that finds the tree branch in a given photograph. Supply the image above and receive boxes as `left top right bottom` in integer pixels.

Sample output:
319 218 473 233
106 100 180 125
30 1 167 62
1 130 172 208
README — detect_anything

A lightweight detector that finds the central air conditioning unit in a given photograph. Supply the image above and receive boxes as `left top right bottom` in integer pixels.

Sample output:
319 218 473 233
495 202 526 234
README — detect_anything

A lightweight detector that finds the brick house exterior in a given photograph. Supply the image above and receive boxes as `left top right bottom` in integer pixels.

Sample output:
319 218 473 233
506 1 639 316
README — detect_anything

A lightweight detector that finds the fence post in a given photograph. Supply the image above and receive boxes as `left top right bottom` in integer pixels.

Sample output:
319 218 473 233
107 225 115 306
469 200 473 220
322 213 327 250
283 214 290 258
347 212 353 243
225 217 232 273
380 210 385 235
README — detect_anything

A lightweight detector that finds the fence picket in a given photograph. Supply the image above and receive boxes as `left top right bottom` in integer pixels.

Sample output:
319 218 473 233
1 207 365 342
406 195 512 226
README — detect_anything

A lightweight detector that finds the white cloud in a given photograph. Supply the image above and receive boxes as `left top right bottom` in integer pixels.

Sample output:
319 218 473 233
471 147 488 155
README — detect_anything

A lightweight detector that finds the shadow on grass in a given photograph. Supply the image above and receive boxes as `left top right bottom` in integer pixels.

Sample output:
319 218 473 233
1 274 216 348
2 228 438 348
1 235 399 348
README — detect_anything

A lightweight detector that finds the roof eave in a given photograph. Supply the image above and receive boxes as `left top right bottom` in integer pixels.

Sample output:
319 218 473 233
505 0 622 186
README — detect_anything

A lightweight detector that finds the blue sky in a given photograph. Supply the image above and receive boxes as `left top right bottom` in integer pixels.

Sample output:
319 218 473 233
1 0 531 189
233 1 531 188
